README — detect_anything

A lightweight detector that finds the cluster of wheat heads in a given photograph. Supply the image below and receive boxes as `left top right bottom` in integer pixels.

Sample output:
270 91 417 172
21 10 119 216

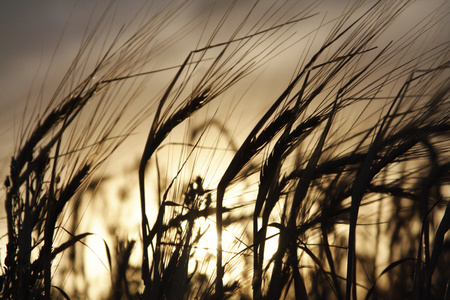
0 1 195 297
2 0 450 299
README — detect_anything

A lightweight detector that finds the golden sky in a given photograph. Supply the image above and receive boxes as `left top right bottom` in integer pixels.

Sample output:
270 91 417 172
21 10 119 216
1 0 448 177
0 1 448 297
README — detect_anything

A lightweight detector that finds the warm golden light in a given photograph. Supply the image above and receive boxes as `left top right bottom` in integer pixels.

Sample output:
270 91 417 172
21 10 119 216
1 1 449 299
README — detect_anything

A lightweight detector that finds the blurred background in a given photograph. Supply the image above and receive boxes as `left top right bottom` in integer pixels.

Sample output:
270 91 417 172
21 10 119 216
1 0 449 298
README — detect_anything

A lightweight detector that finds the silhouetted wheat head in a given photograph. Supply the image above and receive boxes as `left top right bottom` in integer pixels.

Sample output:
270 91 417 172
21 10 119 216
1 1 449 299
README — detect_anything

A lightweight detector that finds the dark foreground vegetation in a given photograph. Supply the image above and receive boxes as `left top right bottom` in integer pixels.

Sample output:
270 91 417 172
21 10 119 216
1 1 449 299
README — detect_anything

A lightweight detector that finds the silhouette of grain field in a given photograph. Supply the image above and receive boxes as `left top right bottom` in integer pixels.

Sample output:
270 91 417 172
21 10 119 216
1 1 449 299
